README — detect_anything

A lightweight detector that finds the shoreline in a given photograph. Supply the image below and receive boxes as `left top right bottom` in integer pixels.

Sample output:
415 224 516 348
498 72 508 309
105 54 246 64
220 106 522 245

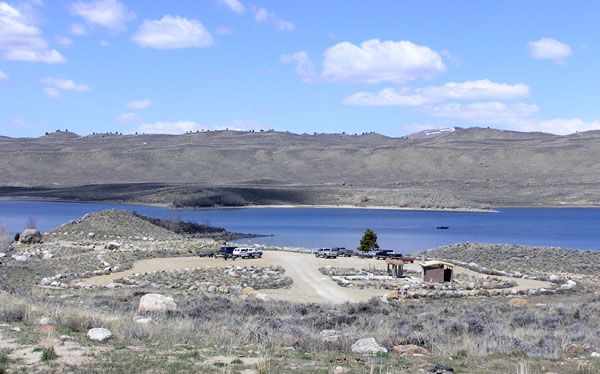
0 196 495 213
2 196 600 212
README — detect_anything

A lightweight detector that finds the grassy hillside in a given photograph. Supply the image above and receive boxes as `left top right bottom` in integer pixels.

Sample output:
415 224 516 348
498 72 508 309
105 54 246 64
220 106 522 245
1 128 599 208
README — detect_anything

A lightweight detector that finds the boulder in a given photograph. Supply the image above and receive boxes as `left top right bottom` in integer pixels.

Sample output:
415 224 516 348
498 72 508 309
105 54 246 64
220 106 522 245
138 294 177 313
13 255 29 263
135 317 152 325
333 367 351 374
87 328 112 342
20 229 42 244
560 280 577 291
351 338 387 355
240 287 257 297
392 344 429 356
105 241 121 250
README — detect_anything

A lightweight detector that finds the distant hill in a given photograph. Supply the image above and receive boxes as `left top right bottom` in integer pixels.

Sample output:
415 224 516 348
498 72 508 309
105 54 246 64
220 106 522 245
1 127 600 209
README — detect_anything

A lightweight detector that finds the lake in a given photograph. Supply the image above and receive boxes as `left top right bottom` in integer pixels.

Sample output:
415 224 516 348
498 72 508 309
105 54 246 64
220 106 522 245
0 200 599 251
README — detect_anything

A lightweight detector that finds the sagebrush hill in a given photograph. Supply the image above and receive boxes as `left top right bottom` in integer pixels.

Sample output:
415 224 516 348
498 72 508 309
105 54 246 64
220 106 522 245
1 127 599 208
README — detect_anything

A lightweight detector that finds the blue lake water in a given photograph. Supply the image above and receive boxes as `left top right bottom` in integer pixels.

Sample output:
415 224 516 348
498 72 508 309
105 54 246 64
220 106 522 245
0 200 599 251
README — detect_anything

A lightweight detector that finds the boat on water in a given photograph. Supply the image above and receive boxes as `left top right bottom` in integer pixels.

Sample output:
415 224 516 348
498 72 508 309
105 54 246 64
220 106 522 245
436 226 449 230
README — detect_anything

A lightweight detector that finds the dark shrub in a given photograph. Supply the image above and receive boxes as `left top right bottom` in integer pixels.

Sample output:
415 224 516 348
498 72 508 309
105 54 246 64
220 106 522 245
511 310 536 327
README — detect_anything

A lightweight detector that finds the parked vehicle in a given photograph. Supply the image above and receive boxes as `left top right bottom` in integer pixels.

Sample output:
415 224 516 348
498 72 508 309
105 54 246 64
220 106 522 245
233 247 252 258
214 246 238 260
374 249 403 260
247 248 263 258
357 250 377 259
233 247 262 259
332 247 352 257
314 248 338 258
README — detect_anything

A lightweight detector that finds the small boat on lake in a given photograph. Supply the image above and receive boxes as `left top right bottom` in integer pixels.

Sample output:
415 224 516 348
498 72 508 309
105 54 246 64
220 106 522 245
436 226 449 230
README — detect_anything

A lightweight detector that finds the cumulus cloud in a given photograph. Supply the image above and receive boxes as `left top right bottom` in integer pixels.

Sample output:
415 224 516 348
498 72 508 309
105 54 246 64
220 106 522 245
288 39 444 85
511 118 600 135
127 98 151 109
213 119 266 131
343 80 530 106
424 101 540 123
218 0 245 14
528 38 572 63
115 112 142 122
70 0 134 32
41 77 90 98
0 1 66 63
280 51 315 81
254 7 294 31
0 69 7 80
132 15 214 49
134 121 200 134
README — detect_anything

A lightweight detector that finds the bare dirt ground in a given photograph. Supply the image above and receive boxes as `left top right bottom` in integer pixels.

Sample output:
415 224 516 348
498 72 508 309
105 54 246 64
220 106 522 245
82 251 552 304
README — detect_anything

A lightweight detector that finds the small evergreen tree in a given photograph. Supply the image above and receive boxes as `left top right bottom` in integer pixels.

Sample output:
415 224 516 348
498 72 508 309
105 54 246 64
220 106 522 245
358 229 379 252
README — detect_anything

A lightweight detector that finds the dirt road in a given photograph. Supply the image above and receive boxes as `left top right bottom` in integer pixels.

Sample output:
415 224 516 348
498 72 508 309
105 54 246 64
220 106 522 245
82 251 552 304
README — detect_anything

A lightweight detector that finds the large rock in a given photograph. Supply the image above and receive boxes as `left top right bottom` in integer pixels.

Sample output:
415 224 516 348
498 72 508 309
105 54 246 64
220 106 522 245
138 294 177 313
392 344 429 356
87 328 112 342
20 229 42 244
351 338 387 355
240 287 257 297
105 241 121 250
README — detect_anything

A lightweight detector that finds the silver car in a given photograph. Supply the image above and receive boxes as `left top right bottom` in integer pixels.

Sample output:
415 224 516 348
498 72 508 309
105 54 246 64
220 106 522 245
315 248 338 258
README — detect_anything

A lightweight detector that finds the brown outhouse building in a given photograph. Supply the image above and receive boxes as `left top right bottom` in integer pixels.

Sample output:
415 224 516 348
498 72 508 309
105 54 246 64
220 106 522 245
420 261 454 283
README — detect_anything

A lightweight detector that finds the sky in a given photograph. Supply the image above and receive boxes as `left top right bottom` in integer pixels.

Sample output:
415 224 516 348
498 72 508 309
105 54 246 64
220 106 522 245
1 0 599 137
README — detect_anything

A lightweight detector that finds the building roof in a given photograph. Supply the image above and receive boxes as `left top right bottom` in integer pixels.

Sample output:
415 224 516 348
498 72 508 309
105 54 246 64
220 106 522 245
420 260 454 269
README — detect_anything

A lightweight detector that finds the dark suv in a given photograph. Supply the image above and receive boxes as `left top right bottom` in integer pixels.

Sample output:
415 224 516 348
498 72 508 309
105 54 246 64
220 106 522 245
214 246 237 260
374 250 403 260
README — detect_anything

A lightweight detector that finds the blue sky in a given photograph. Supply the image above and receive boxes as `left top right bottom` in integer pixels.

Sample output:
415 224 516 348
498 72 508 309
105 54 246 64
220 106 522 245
1 0 599 137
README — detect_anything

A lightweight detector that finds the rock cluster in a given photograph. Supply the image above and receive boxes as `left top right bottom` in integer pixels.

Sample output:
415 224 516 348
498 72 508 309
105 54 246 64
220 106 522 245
115 265 292 294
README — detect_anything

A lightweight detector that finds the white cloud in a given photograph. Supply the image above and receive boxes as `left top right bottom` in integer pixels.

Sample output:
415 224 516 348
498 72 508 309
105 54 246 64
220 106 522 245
321 39 445 84
70 0 134 33
218 0 245 14
213 119 266 131
424 101 539 123
56 36 73 46
0 69 8 80
0 1 66 63
132 15 214 49
41 77 90 98
115 112 142 122
528 38 572 63
99 39 109 47
254 7 294 31
127 98 151 109
512 118 600 135
134 121 200 134
70 23 87 35
343 80 530 106
280 51 315 81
